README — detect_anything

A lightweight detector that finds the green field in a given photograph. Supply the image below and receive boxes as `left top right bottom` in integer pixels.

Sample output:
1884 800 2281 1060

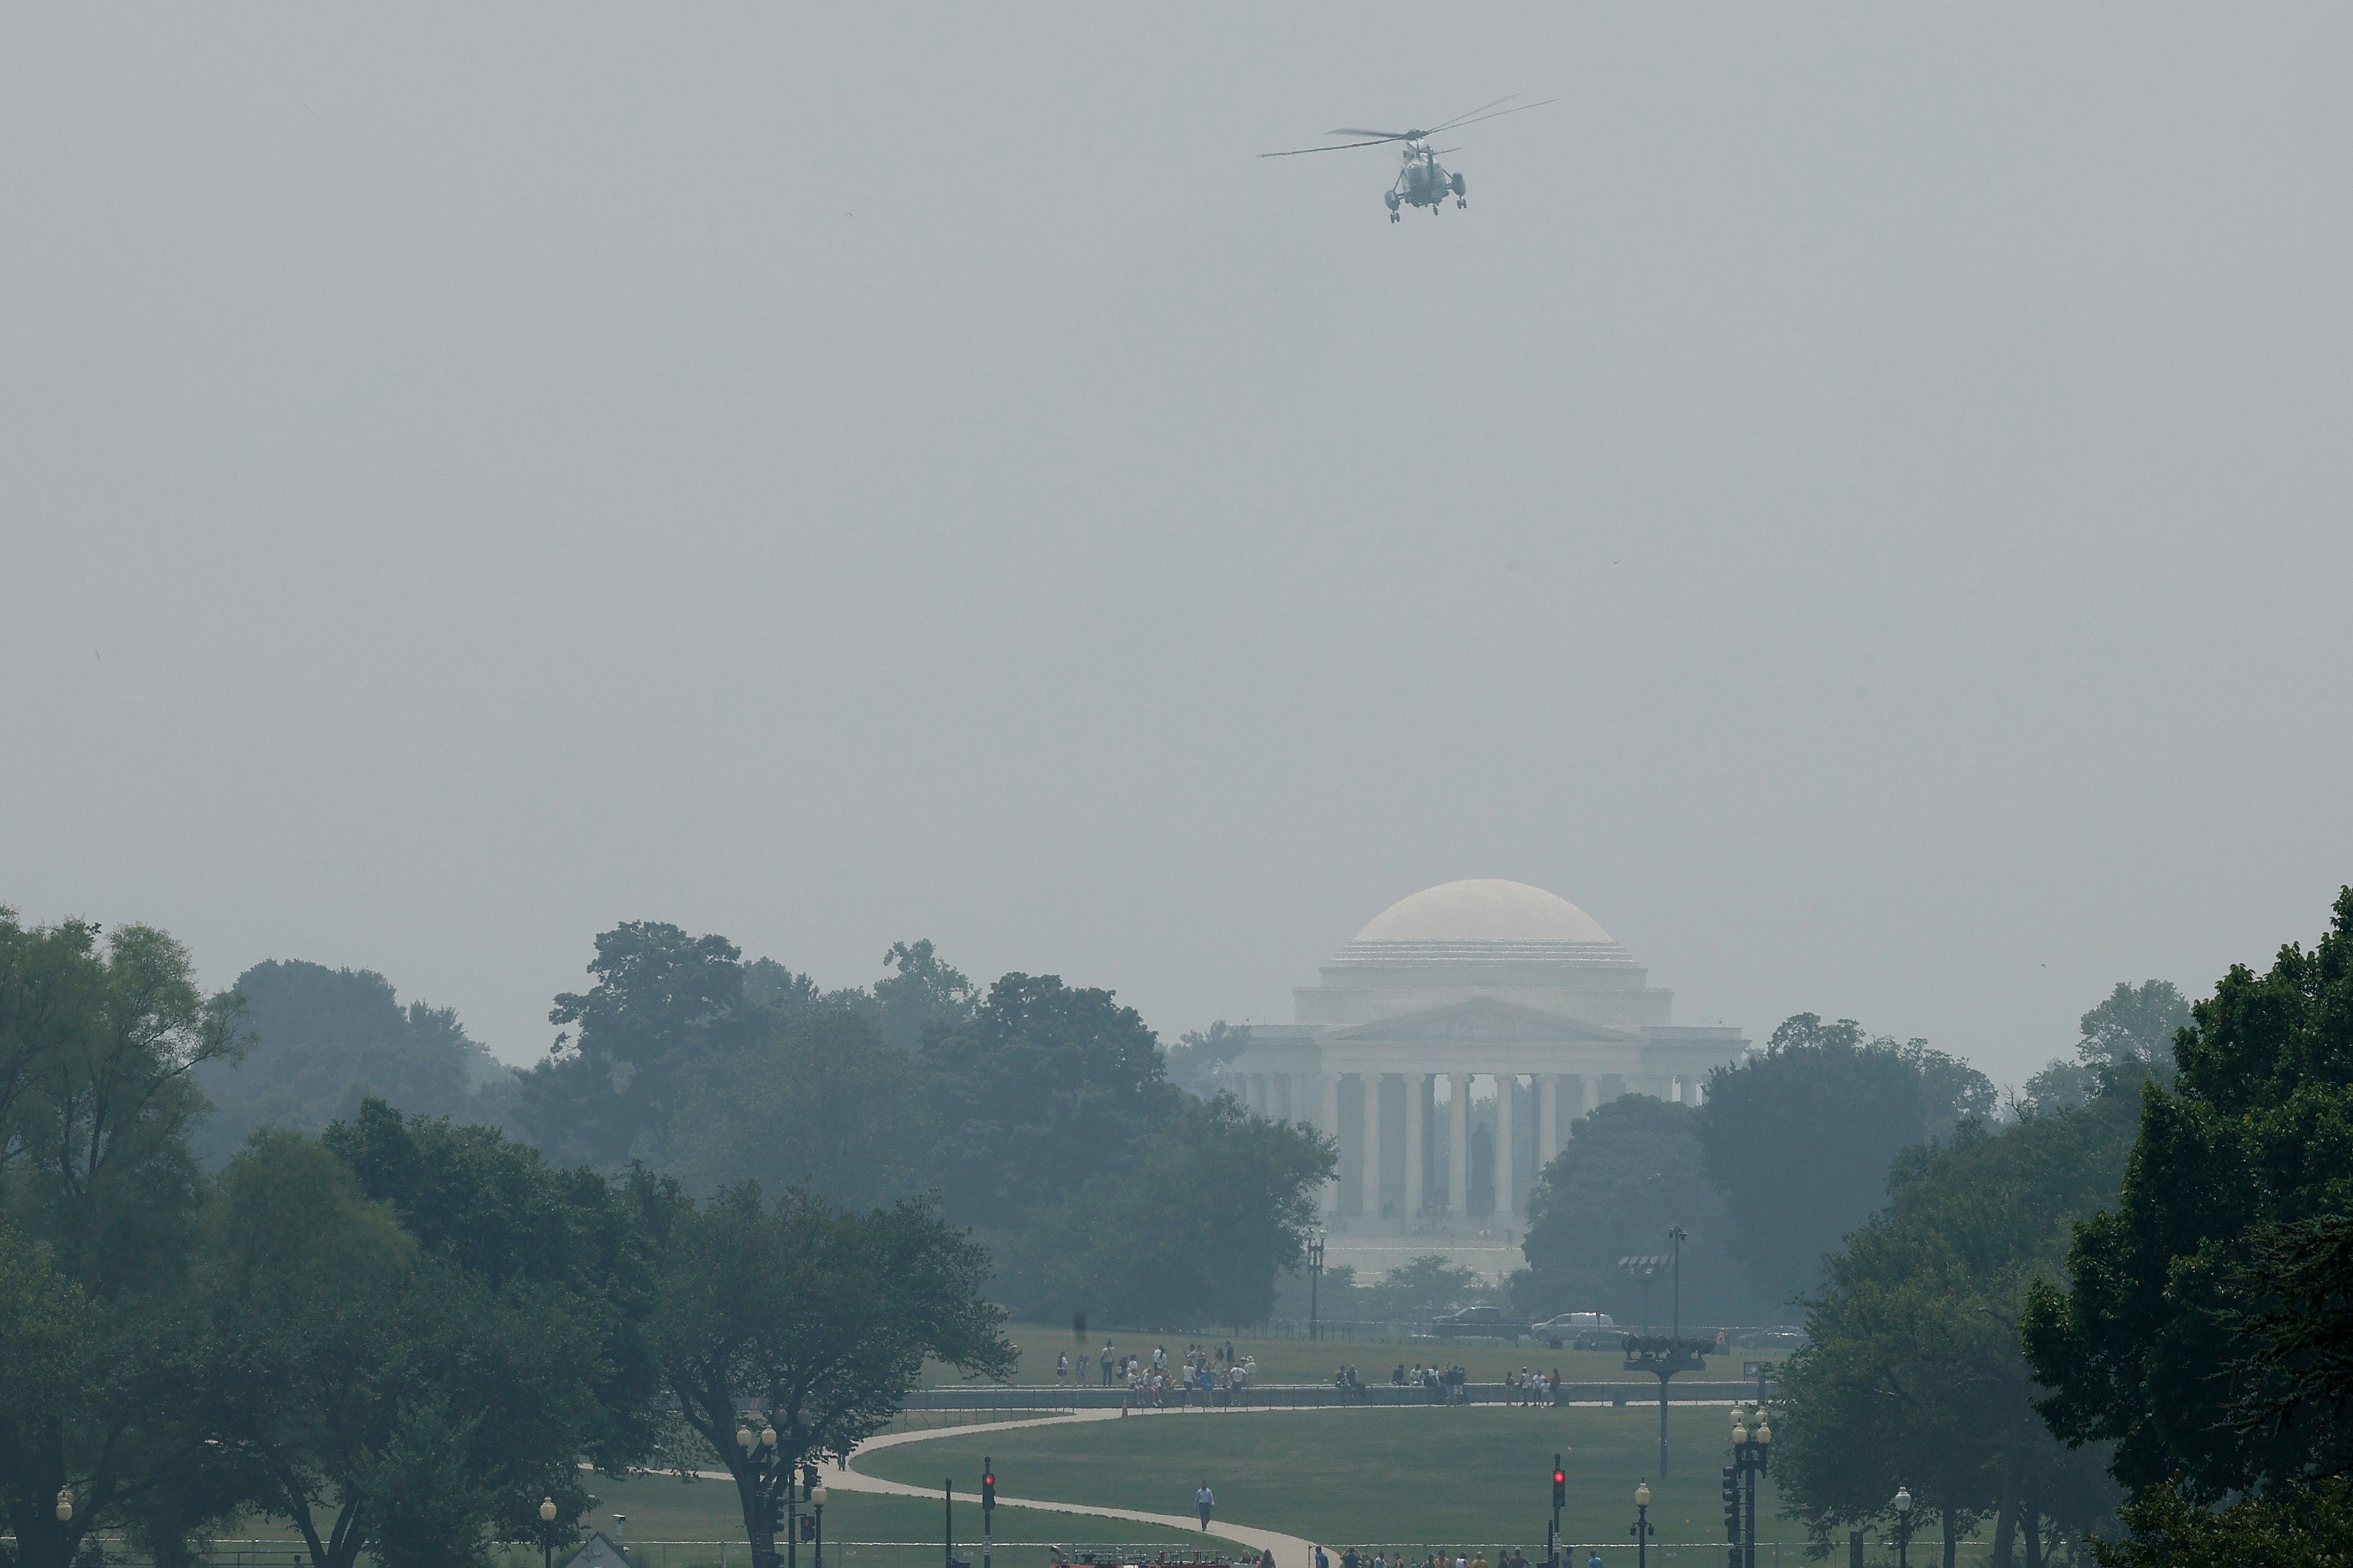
934 1325 1778 1391
857 1405 1776 1551
565 1470 1237 1564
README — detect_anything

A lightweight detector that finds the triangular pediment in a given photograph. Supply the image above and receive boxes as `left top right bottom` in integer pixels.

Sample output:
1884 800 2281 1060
1324 998 1641 1047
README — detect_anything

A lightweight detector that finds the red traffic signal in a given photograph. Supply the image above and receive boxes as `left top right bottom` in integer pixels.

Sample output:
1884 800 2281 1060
982 1459 996 1511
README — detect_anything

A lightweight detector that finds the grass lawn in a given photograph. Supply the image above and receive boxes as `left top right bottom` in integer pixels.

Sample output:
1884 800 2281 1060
550 1468 1239 1568
931 1327 1778 1391
857 1405 1778 1551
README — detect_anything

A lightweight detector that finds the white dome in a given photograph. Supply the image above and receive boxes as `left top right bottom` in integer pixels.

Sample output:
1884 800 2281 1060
1353 879 1616 946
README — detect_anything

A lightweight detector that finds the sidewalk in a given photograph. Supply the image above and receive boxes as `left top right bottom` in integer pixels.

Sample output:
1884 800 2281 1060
835 1408 1317 1568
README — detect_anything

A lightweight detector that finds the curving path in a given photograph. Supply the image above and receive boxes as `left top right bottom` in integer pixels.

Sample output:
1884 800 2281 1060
835 1408 1317 1567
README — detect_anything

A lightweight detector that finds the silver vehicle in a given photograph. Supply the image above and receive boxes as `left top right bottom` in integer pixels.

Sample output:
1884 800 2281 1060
1532 1311 1621 1349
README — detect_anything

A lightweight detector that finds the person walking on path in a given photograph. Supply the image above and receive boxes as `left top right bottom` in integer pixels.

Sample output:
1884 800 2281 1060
1197 1482 1214 1531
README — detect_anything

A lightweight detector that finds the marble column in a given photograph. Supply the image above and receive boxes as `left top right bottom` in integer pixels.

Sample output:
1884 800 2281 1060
1276 1073 1295 1121
1361 1072 1383 1217
1449 1072 1471 1217
1320 1074 1342 1213
1538 1073 1559 1169
1494 1072 1516 1220
1567 1072 1590 1123
1404 1072 1425 1218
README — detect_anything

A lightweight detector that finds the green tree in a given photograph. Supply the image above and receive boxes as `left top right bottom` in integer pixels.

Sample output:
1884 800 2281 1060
668 1003 926 1212
2022 889 2353 1503
320 1100 661 1474
1772 1101 2135 1566
2083 1479 2353 1568
869 940 978 1051
1698 1015 1994 1309
1367 1254 1486 1324
632 1176 1012 1568
919 973 1181 1231
2022 982 2189 1115
517 922 747 1168
191 959 515 1165
1515 1095 1759 1327
190 1130 619 1568
0 911 245 1568
1019 1096 1335 1328
1162 1021 1253 1100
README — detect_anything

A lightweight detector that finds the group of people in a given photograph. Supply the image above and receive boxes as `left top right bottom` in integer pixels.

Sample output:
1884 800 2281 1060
1054 1341 1258 1407
1379 1363 1559 1405
1315 1548 1605 1568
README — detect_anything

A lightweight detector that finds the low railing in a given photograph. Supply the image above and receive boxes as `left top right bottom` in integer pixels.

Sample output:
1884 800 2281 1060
904 1380 1775 1411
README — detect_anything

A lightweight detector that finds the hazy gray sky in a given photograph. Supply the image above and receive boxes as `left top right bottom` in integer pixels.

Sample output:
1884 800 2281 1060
9 6 2352 1091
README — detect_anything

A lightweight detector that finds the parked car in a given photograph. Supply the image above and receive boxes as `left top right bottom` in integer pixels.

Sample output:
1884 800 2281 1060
1431 1305 1532 1339
1528 1311 1622 1350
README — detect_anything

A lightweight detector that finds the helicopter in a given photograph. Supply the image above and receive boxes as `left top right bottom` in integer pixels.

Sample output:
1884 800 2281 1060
1260 94 1557 221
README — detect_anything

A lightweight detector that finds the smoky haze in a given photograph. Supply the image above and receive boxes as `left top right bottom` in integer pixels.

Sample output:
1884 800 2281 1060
6 6 2352 1090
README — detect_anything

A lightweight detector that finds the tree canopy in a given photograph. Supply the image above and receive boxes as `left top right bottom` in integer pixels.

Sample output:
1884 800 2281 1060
1515 1094 1762 1327
631 1175 1011 1568
1771 1094 2136 1566
1013 1095 1334 1329
919 971 1182 1232
2023 888 2353 1503
2022 981 2189 1115
191 959 515 1166
1698 1014 1994 1310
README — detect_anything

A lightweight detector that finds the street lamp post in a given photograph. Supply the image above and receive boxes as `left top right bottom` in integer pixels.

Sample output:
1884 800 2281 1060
1727 1407 1771 1568
1630 1481 1655 1568
1668 1226 1687 1345
540 1496 558 1568
1893 1487 1914 1568
811 1481 828 1568
1307 1231 1327 1342
739 1415 788 1567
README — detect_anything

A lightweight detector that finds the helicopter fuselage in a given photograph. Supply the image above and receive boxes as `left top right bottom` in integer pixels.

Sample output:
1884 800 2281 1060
1385 138 1467 221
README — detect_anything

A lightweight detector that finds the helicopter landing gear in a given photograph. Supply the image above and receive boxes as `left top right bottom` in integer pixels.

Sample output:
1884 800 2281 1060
1457 197 1467 208
1390 211 1400 223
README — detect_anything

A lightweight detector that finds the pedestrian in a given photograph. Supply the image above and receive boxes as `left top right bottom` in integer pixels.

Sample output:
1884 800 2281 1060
1586 1553 1604 1568
1197 1481 1214 1530
1259 1552 1275 1568
1313 1547 1329 1568
1058 1351 1069 1383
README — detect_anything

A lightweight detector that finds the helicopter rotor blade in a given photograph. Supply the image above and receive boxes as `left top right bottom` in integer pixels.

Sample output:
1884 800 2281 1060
1258 136 1405 158
1325 127 1415 140
1424 94 1521 134
1431 97 1562 136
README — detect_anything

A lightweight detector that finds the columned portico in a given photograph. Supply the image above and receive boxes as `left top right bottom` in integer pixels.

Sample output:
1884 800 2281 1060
1404 1073 1425 1217
1227 878 1746 1279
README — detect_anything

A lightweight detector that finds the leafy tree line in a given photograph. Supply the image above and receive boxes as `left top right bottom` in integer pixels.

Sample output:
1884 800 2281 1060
0 907 1010 1568
169 916 1338 1336
1512 1014 2002 1328
2020 888 2353 1565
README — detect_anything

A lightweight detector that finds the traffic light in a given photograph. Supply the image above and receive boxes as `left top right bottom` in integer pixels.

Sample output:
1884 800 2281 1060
1551 1457 1566 1511
768 1488 786 1535
801 1515 818 1542
1721 1467 1740 1542
982 1457 996 1514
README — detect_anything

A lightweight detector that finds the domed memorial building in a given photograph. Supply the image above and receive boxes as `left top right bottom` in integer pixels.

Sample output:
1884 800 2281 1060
1222 879 1744 1276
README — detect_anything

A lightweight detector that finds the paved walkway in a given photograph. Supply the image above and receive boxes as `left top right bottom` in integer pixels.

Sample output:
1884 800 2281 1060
833 1407 1317 1567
